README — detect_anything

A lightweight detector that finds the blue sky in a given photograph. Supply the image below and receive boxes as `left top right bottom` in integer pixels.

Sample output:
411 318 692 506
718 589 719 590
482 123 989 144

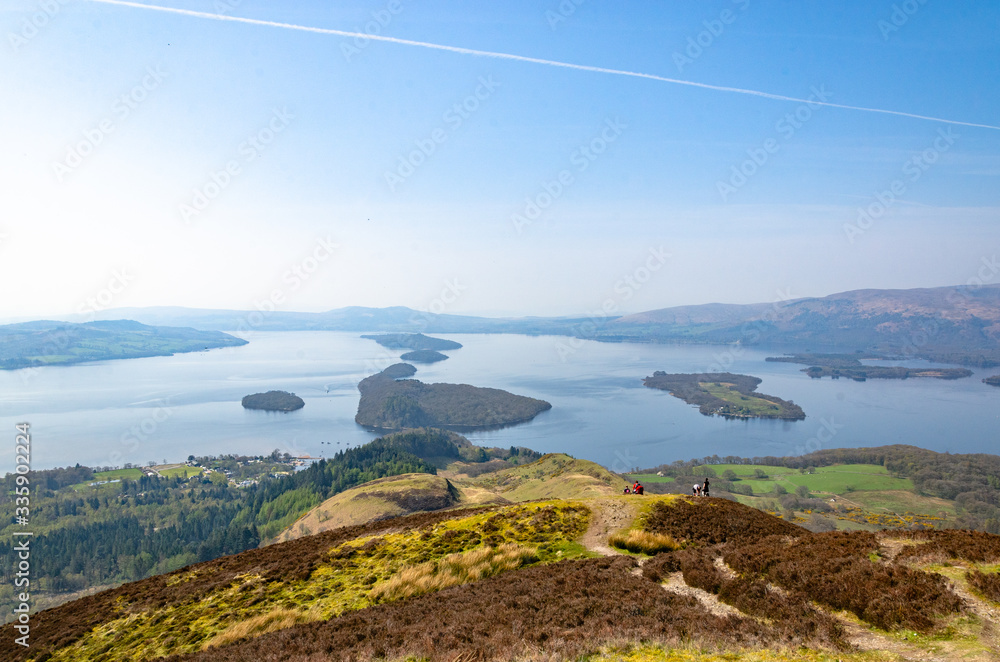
2 0 998 318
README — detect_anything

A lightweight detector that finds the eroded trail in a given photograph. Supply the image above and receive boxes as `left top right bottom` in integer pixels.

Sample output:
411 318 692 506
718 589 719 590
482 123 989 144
582 497 638 556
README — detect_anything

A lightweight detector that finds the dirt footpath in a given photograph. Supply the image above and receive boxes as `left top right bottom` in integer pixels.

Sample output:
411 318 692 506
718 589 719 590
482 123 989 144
582 497 639 556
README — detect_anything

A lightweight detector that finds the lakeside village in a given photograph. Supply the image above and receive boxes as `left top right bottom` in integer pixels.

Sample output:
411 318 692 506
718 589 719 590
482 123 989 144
86 450 323 490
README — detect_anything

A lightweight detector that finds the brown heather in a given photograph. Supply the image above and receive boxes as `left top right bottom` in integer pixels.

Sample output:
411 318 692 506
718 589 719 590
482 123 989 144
162 556 807 662
894 528 1000 563
723 531 965 631
642 497 806 545
966 569 1000 603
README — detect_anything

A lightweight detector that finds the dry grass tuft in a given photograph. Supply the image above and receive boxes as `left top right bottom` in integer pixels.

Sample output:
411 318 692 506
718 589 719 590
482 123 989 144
610 529 680 555
201 608 311 650
369 542 538 602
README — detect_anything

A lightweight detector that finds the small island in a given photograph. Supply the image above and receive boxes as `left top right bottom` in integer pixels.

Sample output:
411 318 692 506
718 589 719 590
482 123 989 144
356 363 551 430
985 375 1000 387
400 349 449 363
767 353 973 381
242 390 305 412
643 372 805 420
361 333 462 351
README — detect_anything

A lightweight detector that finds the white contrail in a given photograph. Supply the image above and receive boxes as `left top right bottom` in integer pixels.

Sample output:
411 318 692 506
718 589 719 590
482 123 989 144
88 0 1000 131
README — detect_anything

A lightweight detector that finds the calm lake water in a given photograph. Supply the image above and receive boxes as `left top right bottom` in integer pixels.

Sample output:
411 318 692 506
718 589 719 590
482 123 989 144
1 331 998 474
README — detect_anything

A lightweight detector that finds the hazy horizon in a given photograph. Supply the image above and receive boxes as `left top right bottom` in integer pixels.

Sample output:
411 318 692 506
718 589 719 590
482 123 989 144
4 2 998 318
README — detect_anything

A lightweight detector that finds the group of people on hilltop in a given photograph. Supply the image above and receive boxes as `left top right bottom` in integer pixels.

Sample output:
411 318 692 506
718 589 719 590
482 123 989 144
623 480 644 495
622 477 711 497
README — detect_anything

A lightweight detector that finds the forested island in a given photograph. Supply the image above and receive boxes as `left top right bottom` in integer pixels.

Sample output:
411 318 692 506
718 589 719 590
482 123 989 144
356 363 551 429
241 391 305 412
361 332 462 351
767 353 973 381
985 375 1000 387
400 349 448 363
0 319 247 369
643 371 805 420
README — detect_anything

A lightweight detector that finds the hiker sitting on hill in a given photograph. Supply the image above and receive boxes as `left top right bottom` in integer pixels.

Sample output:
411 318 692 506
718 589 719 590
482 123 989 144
635 483 644 495
623 486 631 494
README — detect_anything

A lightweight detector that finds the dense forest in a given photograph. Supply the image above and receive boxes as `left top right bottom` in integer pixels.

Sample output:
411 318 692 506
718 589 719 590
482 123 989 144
400 349 448 363
360 333 462 351
640 445 1000 534
356 363 552 429
241 390 305 411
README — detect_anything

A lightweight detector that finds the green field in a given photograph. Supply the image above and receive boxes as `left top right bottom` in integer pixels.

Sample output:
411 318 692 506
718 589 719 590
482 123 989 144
158 466 204 479
699 381 785 416
630 463 912 496
93 468 143 480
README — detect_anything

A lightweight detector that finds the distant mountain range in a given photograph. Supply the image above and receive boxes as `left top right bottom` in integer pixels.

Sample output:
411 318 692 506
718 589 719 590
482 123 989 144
26 283 1000 366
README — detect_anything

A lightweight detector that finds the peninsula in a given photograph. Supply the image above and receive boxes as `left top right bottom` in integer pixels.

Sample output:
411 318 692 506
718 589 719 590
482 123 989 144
985 375 1000 387
0 319 247 370
643 371 806 420
767 354 973 381
356 363 551 430
241 391 305 412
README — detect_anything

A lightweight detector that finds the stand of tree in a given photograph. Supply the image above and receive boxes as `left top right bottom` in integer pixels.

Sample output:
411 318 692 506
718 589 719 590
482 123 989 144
356 363 552 429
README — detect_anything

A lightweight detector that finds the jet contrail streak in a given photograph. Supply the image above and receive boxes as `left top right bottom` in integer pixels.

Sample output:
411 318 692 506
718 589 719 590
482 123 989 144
88 0 1000 131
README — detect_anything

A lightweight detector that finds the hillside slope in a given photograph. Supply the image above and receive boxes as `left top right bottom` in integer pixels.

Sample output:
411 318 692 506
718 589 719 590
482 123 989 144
457 453 622 501
273 473 507 544
12 494 1000 661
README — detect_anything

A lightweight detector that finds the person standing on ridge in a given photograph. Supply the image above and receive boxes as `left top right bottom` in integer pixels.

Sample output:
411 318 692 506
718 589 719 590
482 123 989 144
703 477 710 497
